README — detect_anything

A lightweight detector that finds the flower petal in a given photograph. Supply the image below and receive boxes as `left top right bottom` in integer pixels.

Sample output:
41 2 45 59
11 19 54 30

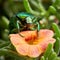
28 45 42 57
9 34 26 47
16 44 29 56
38 29 54 39
38 38 56 51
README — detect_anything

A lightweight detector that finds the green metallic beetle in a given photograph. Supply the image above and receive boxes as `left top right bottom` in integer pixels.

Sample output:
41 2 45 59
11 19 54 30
9 12 41 34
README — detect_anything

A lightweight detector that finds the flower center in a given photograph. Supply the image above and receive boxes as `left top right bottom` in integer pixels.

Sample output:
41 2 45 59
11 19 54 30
24 34 42 45
25 36 37 45
20 31 43 45
25 37 37 44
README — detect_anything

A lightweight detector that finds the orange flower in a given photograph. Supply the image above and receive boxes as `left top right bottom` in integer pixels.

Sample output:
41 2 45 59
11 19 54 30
9 29 55 57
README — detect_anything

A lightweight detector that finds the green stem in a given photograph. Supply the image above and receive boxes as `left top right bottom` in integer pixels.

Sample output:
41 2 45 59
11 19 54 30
23 0 40 16
37 0 46 15
30 0 39 9
30 0 41 12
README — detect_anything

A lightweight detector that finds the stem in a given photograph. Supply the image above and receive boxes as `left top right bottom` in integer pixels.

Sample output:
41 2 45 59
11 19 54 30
30 0 41 11
37 0 46 14
23 0 40 16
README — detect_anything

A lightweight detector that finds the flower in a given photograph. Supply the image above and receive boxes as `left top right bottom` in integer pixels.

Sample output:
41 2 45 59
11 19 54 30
9 29 55 58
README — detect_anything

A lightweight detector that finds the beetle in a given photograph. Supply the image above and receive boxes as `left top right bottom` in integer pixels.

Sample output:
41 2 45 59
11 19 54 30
9 12 41 34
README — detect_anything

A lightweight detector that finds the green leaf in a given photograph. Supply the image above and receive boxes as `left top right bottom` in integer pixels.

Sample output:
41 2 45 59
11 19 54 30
52 23 60 38
48 6 56 14
44 43 53 59
48 52 57 60
55 13 60 21
55 57 60 60
0 48 25 60
30 0 40 10
0 16 9 29
52 23 60 55
40 56 45 60
23 0 40 16
54 37 60 55
0 41 10 48
53 0 60 7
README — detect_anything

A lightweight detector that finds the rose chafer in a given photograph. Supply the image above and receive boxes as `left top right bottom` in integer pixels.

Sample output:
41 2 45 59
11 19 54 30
9 12 41 34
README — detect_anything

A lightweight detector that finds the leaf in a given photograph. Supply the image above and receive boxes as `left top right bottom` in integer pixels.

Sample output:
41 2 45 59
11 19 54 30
54 37 60 55
48 52 57 60
0 41 10 48
48 6 56 14
23 0 40 16
0 48 25 60
40 56 45 60
52 23 60 55
55 57 60 60
44 43 53 59
52 23 60 38
53 0 60 8
30 0 40 10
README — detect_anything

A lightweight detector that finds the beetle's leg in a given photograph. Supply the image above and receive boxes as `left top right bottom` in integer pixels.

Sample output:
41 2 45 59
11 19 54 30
17 20 20 32
36 22 40 31
17 20 24 37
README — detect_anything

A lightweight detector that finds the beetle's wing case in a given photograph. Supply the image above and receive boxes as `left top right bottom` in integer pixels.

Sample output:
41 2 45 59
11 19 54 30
16 12 34 19
9 16 18 33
